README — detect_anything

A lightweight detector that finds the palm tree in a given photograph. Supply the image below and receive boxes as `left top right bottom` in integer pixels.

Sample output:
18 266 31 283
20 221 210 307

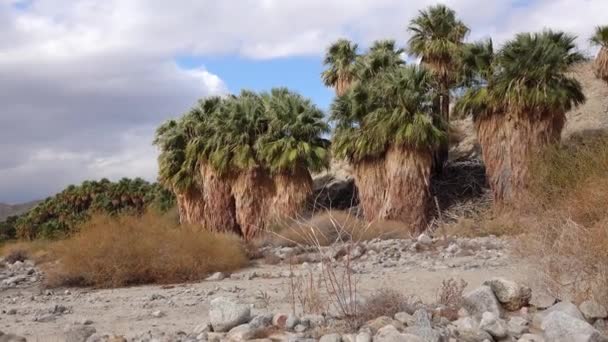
322 39 359 96
356 39 405 81
591 25 608 83
332 66 444 231
455 31 585 205
259 88 330 221
408 4 469 172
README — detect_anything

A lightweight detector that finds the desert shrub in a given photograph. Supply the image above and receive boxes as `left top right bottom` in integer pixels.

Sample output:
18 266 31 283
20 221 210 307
3 248 28 264
358 289 422 324
43 212 247 288
273 210 410 247
520 133 608 306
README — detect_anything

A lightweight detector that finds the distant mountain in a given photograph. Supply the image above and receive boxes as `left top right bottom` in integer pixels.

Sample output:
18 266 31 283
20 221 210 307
0 201 40 221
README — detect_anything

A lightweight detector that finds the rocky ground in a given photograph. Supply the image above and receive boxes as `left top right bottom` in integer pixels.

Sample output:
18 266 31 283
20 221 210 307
2 235 606 341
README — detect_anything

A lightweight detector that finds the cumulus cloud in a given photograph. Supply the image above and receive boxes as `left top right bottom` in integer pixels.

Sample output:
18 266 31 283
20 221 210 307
1 0 607 202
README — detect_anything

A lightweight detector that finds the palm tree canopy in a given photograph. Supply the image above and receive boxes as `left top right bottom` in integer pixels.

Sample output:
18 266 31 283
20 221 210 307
356 39 406 81
332 66 445 162
455 30 586 120
407 4 469 77
321 39 359 93
257 88 330 174
590 25 608 48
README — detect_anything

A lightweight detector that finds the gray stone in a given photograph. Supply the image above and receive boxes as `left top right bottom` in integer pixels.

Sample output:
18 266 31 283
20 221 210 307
453 328 493 342
530 292 557 310
285 313 299 330
463 285 502 318
580 300 608 321
193 323 212 334
208 297 251 332
404 310 442 342
65 325 96 342
545 301 585 321
355 332 372 342
483 278 531 311
227 324 256 341
206 272 226 281
541 311 608 342
319 333 342 342
249 313 273 329
417 234 432 245
479 311 507 338
374 325 422 342
301 314 325 327
517 334 545 342
508 316 530 338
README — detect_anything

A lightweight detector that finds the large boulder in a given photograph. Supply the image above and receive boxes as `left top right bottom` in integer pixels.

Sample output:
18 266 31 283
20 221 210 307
65 325 96 342
209 297 251 332
541 311 608 342
463 285 502 318
479 311 508 339
483 278 531 311
534 301 585 327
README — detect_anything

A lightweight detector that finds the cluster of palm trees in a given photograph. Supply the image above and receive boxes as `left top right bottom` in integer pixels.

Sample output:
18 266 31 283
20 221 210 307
15 178 172 239
156 4 608 237
154 89 329 240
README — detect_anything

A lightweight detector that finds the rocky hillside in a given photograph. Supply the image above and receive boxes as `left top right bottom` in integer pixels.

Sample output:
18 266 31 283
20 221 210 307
0 201 39 221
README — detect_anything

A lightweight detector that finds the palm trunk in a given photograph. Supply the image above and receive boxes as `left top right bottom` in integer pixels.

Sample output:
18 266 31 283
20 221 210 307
232 168 275 241
270 167 312 221
594 47 608 83
353 158 387 221
476 111 564 206
175 189 204 225
200 165 239 234
434 81 450 175
380 145 433 233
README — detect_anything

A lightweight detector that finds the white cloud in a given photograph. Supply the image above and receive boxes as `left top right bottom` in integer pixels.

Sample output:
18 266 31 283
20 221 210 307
1 0 607 202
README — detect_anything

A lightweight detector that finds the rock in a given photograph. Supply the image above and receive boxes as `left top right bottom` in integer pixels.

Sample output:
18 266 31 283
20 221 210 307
404 309 441 342
227 324 256 341
65 325 96 342
301 314 325 327
518 334 545 342
193 323 212 334
272 312 289 328
483 278 531 311
479 311 507 339
249 313 273 329
534 301 586 327
319 333 342 342
374 325 422 342
208 297 251 332
362 316 403 334
285 314 299 330
151 310 164 318
355 332 372 342
508 316 530 338
206 272 226 281
530 292 557 310
395 312 415 326
580 300 608 321
452 316 479 331
463 285 502 318
541 311 608 342
417 234 432 245
454 328 493 342
294 324 308 333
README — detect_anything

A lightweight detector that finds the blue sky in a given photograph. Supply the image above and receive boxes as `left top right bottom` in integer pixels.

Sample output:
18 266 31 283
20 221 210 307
177 56 335 110
1 0 608 203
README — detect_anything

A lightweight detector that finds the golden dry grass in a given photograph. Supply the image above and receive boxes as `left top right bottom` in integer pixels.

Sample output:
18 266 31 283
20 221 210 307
270 210 411 247
517 133 608 305
41 212 248 288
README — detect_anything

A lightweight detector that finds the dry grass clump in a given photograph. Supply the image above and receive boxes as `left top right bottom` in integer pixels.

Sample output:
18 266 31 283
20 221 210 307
520 133 608 306
272 210 411 247
442 213 527 238
357 289 422 324
43 212 247 288
0 240 54 264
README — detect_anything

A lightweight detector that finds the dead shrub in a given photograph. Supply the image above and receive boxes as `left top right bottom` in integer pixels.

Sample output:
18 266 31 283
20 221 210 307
435 278 468 321
358 289 422 324
519 133 608 306
3 248 29 264
273 210 410 247
43 212 248 288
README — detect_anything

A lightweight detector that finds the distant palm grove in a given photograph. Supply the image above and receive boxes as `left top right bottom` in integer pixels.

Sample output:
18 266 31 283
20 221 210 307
4 5 607 242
